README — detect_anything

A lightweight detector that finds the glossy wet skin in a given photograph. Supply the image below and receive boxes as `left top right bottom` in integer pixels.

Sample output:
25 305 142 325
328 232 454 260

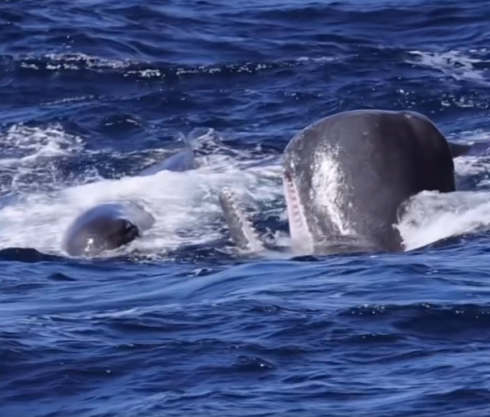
66 218 139 257
62 202 155 257
282 109 457 254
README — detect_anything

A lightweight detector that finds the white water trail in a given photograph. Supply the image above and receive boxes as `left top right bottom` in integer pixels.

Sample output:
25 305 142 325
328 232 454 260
0 159 283 257
398 149 490 250
0 122 490 258
0 124 284 257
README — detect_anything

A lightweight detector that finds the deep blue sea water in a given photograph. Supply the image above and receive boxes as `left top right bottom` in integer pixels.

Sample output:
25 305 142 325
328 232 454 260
1 0 490 416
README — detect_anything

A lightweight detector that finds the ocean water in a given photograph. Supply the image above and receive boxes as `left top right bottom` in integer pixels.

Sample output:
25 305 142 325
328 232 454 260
1 0 490 416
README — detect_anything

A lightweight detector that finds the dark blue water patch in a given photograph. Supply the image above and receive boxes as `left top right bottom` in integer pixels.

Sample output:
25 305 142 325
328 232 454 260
3 52 487 145
3 282 490 416
340 302 490 341
4 0 487 57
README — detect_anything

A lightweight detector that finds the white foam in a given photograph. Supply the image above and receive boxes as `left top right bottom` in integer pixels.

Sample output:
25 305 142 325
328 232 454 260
0 123 86 197
398 190 490 251
0 121 490 258
0 123 83 166
296 56 339 63
453 156 489 178
448 129 490 144
397 127 490 250
0 152 283 258
43 53 132 71
406 49 489 84
451 131 490 185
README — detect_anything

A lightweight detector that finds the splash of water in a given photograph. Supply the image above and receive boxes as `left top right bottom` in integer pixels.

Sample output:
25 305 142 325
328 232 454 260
0 122 490 259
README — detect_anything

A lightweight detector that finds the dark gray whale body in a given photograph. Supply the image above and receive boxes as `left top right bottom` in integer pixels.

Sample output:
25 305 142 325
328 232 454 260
282 109 458 253
62 201 155 257
220 109 470 255
63 148 198 257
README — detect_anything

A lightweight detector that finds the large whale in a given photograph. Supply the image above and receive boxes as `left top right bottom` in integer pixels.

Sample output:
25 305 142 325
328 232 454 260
219 109 473 255
63 147 198 257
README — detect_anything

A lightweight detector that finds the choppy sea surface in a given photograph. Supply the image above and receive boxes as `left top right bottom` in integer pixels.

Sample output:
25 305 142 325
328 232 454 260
1 0 490 416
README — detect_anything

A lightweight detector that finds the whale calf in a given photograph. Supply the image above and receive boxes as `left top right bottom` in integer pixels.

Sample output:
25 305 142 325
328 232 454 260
220 109 469 255
62 201 155 257
63 146 198 257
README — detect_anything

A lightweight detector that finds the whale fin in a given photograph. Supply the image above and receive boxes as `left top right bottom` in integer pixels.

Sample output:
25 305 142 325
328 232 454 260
283 171 315 254
218 189 264 252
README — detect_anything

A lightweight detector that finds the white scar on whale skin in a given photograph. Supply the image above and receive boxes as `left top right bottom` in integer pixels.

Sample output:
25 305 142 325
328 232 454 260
311 146 354 236
283 171 314 254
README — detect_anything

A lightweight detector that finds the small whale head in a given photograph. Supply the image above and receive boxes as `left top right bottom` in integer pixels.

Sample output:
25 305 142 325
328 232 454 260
63 217 141 257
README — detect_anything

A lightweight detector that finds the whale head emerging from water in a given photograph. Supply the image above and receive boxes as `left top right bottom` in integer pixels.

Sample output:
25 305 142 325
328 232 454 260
281 109 457 254
62 202 155 257
218 109 471 256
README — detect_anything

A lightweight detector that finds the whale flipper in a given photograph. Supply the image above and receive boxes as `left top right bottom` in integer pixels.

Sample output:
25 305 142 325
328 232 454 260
218 189 264 252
